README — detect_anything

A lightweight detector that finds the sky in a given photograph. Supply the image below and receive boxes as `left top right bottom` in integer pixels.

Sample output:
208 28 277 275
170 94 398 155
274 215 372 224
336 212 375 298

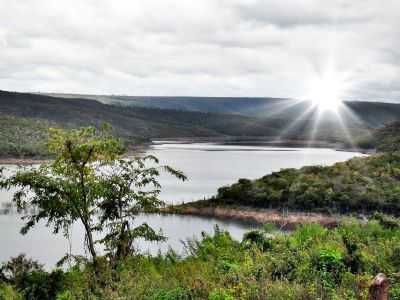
0 0 399 101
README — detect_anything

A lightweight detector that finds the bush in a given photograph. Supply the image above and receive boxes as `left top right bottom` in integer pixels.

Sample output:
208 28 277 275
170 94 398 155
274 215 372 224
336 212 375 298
215 152 400 214
149 287 190 300
0 284 22 300
2 218 400 299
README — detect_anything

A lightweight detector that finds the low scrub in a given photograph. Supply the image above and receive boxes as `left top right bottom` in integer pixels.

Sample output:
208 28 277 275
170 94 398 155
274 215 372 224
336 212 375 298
215 152 400 214
1 219 400 299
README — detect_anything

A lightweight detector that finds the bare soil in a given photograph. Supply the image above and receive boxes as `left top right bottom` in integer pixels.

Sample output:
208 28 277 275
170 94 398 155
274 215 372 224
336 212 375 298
161 205 340 229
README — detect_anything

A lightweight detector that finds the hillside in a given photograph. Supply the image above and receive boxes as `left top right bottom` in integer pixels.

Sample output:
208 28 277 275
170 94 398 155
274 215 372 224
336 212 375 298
198 152 400 215
48 93 400 128
45 93 292 116
0 90 288 156
0 115 52 158
2 90 400 158
44 92 400 145
358 121 400 152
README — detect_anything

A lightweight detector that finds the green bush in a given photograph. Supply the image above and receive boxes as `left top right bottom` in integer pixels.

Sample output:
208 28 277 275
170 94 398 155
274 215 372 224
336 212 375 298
149 287 190 300
0 284 22 300
215 152 400 214
2 218 400 299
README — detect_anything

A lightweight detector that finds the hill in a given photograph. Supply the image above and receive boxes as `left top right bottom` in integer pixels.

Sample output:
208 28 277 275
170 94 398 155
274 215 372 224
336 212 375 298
0 90 293 157
1 91 294 138
0 115 52 158
2 90 400 158
44 92 400 146
47 93 400 127
357 121 400 152
195 152 400 215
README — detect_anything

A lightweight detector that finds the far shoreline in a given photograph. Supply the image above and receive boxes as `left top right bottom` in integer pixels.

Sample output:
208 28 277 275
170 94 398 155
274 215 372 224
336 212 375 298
0 137 372 165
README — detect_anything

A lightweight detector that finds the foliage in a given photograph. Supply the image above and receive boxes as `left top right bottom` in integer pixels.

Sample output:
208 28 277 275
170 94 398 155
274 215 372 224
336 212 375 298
0 255 43 286
356 121 400 152
0 283 22 300
1 219 400 299
0 126 186 268
0 115 51 158
374 121 400 152
215 152 400 214
1 90 330 148
0 255 65 300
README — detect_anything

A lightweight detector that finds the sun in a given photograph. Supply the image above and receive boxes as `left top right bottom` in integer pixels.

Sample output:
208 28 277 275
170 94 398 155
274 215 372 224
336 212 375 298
307 72 344 112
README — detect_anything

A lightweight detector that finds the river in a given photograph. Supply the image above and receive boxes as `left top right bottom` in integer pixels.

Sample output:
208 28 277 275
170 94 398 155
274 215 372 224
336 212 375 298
0 142 365 267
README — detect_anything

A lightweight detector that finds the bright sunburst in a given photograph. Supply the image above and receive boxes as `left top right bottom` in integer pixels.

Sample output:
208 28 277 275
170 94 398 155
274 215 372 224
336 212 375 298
307 71 345 112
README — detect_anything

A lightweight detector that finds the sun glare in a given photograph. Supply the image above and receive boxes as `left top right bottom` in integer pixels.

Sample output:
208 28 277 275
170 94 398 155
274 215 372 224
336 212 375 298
307 72 345 112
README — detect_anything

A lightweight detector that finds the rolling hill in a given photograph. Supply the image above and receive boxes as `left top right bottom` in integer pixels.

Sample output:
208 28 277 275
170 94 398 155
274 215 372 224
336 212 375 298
2 90 400 157
0 90 288 157
46 93 400 127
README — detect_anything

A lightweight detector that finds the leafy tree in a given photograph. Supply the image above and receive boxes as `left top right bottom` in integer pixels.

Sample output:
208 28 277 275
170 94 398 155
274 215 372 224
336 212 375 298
0 126 186 268
0 255 43 286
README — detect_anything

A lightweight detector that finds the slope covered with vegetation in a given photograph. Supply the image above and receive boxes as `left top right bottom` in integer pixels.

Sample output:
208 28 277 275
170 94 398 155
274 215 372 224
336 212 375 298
0 90 288 158
357 121 400 152
0 115 52 158
49 93 400 127
212 152 400 215
0 90 284 143
6 90 400 158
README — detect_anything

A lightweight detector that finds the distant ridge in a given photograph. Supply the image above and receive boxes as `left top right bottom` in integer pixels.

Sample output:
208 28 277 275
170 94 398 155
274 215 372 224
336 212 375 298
0 90 286 141
2 90 400 147
44 92 400 126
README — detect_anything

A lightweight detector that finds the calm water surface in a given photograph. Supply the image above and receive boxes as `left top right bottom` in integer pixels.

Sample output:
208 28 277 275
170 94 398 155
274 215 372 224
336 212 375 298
0 142 365 267
148 142 365 204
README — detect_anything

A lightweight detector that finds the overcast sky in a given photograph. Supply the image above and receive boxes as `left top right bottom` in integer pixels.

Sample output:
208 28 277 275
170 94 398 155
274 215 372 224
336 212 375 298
0 0 399 101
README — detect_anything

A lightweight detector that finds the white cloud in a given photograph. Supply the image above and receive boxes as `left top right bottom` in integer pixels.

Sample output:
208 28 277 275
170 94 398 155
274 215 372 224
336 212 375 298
0 0 399 101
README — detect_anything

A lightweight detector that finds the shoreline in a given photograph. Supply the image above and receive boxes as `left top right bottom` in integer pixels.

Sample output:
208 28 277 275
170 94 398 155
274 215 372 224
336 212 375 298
0 138 372 165
0 145 151 165
0 158 51 165
161 204 341 229
146 137 373 154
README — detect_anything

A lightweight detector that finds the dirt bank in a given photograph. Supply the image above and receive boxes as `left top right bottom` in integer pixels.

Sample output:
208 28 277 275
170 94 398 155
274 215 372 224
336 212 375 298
161 205 340 229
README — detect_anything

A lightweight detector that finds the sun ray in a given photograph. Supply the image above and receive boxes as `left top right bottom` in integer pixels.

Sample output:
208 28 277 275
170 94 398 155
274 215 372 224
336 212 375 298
339 103 373 137
335 110 357 148
306 107 323 148
272 102 317 142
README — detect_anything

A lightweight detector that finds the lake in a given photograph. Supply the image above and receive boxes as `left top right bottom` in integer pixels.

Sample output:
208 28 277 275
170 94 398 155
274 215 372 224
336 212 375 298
0 142 365 267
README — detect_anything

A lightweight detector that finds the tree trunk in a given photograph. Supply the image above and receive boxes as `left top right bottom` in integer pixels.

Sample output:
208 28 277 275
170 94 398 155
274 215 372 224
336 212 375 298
82 219 97 260
369 273 389 300
81 219 101 277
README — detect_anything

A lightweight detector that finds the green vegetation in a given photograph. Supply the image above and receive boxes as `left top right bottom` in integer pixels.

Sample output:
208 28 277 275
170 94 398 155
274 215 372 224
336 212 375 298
0 90 288 146
214 152 400 214
0 126 185 272
4 90 400 159
0 115 51 158
49 93 400 125
1 219 400 299
2 125 400 299
357 121 400 152
5 90 399 156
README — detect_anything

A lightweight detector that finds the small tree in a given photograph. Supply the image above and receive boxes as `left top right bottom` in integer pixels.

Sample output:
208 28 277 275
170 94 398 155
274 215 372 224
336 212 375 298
0 126 186 268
